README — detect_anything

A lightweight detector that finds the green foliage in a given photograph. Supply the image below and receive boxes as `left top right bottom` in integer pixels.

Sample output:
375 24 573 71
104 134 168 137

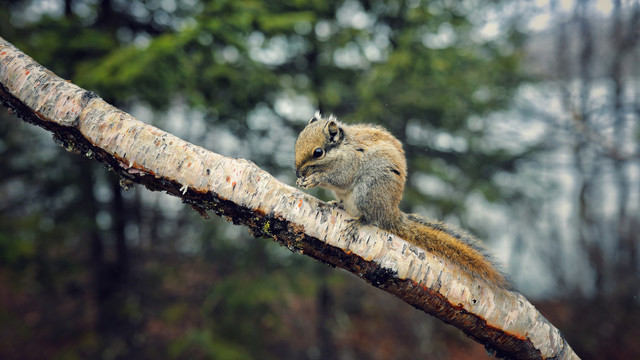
78 32 194 106
9 16 117 79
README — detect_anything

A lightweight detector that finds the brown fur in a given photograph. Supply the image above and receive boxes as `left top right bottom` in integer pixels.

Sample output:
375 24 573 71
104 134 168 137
399 214 510 288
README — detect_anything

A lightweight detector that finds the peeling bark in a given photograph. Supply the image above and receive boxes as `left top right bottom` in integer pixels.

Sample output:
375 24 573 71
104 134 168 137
0 36 579 360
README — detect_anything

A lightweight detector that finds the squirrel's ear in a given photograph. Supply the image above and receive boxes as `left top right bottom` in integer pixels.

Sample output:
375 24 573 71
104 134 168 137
309 111 322 125
324 120 344 144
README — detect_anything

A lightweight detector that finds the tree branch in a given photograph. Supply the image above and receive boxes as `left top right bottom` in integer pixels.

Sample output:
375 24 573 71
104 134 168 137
0 36 579 360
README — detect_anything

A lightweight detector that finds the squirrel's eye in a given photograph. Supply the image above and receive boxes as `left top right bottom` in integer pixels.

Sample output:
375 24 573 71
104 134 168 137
312 148 324 159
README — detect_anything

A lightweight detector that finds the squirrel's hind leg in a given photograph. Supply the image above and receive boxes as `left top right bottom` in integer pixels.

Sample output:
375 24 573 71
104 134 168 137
343 216 368 241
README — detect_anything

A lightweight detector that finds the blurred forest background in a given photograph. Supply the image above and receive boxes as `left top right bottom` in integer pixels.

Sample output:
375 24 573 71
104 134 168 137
0 0 638 359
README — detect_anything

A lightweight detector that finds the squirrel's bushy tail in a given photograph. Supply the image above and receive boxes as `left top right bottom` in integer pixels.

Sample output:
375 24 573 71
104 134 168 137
396 214 511 289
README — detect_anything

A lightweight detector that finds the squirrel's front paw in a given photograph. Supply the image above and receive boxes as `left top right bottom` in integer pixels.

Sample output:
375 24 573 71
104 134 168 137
327 200 344 209
296 176 319 189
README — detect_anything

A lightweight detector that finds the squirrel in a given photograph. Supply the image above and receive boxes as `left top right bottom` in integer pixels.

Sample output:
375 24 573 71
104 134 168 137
295 111 510 289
